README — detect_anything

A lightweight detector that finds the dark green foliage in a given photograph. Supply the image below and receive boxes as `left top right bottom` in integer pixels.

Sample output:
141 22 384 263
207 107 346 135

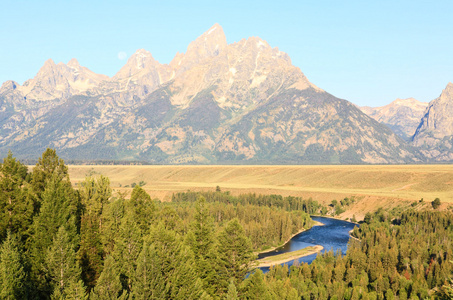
432 197 441 209
131 242 165 299
1 150 451 299
78 175 111 291
185 197 219 296
90 256 126 300
126 185 156 235
171 191 316 250
240 270 270 299
172 191 325 215
31 148 69 201
46 226 85 299
147 223 208 299
0 151 34 243
28 154 80 297
0 231 27 299
261 210 453 299
217 219 254 289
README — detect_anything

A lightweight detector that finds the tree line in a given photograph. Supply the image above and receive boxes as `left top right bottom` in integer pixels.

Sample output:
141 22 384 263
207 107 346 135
0 149 319 299
1 149 452 299
250 209 453 299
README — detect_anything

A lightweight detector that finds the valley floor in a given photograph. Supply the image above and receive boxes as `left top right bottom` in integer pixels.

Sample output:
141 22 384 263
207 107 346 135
67 164 453 219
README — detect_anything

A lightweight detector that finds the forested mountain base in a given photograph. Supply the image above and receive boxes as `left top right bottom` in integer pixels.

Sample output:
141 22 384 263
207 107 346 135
0 149 452 299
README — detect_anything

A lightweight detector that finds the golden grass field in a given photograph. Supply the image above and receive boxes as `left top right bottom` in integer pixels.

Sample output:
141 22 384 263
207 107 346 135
67 164 453 219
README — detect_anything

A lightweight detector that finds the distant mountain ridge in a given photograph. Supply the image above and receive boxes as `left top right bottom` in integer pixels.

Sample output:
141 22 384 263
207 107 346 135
411 82 453 161
360 98 428 140
0 24 443 163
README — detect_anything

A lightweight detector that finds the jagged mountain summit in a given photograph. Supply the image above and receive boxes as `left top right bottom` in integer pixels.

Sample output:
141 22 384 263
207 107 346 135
0 24 422 163
361 98 428 140
411 82 453 161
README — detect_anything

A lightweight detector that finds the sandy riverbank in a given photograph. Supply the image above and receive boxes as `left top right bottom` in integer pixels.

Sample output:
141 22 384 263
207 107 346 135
255 245 324 268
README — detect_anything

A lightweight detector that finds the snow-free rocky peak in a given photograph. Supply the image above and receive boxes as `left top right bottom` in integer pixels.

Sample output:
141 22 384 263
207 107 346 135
0 23 429 164
360 98 428 140
411 82 453 161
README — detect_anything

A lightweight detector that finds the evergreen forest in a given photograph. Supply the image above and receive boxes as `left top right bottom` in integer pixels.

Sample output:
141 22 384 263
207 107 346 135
0 149 452 299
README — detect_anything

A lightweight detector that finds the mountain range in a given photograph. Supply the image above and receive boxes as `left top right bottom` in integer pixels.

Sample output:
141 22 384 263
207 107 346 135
0 24 451 164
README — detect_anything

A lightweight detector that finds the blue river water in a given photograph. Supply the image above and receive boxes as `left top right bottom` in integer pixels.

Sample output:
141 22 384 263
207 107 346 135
258 216 358 272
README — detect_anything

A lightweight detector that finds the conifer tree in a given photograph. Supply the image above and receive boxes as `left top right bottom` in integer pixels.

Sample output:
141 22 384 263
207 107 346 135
46 226 86 299
226 279 239 300
186 196 219 295
0 231 27 299
131 242 165 299
148 223 207 299
90 256 127 300
240 269 269 299
29 171 79 296
126 185 156 235
0 151 34 243
31 148 69 202
217 218 255 290
78 175 111 291
112 214 142 293
100 197 126 255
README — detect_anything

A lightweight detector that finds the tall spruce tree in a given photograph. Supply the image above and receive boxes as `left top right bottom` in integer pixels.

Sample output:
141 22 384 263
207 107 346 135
46 226 86 299
78 175 111 291
217 219 255 290
186 196 219 296
148 223 208 299
126 185 156 235
28 170 80 297
131 242 165 299
90 256 127 300
112 214 143 294
0 231 27 299
0 151 34 243
28 170 80 296
31 148 69 203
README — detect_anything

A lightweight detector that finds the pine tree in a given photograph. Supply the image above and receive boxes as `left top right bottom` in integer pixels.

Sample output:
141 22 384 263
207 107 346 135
240 269 269 299
78 175 111 291
28 171 79 296
46 226 86 299
226 279 239 300
217 218 255 290
126 185 156 235
0 151 34 243
0 231 27 299
59 279 88 300
131 242 165 299
31 148 69 202
100 197 126 255
148 223 207 299
90 256 127 300
186 196 219 296
112 214 143 294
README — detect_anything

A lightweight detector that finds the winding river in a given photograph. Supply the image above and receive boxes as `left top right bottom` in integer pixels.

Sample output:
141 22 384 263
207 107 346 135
258 216 358 272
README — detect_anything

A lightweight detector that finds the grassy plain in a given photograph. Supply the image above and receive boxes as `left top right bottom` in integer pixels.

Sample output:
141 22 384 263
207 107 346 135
67 164 453 219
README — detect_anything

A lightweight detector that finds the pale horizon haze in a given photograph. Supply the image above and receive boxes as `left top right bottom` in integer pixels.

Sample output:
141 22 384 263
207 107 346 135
1 0 452 107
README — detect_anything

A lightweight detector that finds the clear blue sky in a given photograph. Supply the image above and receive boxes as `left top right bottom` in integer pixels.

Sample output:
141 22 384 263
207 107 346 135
1 0 452 107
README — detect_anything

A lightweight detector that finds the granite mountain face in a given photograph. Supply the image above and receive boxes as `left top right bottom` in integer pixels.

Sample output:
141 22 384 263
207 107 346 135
360 98 428 140
411 82 453 161
0 24 431 163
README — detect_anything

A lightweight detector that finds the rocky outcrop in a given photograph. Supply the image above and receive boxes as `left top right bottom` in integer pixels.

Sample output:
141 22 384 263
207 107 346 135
361 98 428 140
0 24 424 163
411 83 453 161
